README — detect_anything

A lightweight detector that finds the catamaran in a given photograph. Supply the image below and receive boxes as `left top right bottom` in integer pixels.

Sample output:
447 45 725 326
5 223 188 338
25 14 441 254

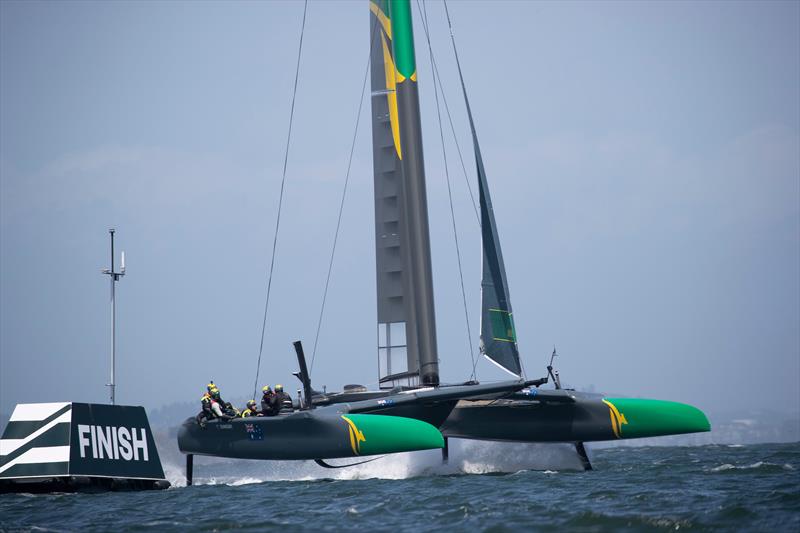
177 0 709 476
361 0 710 466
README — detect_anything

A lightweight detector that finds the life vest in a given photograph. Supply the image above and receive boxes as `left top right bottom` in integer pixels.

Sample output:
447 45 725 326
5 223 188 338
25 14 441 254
201 393 213 414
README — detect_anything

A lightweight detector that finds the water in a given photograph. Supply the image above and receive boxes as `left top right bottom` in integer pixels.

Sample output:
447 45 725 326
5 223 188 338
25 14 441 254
2 442 798 532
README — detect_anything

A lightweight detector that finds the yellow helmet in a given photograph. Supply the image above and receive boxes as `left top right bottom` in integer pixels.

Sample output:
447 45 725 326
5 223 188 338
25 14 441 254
262 385 272 394
275 384 283 393
247 400 256 408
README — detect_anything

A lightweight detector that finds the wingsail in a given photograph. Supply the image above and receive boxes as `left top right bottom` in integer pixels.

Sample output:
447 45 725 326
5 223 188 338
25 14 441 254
369 0 439 388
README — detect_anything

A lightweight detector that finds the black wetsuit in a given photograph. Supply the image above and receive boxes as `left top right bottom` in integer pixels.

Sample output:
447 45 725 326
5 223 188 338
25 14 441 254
261 393 279 416
197 393 219 425
201 395 212 413
274 391 293 413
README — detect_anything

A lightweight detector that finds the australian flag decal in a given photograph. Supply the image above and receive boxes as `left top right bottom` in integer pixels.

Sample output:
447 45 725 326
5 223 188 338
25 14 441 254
245 423 263 441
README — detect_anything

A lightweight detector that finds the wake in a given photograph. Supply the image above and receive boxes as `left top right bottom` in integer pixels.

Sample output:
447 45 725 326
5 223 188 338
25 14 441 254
162 440 587 487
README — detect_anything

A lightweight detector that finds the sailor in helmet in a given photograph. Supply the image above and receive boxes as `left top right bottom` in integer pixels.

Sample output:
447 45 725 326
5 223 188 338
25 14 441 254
241 400 260 417
197 391 213 427
273 384 293 413
261 385 277 416
202 382 226 408
209 388 226 418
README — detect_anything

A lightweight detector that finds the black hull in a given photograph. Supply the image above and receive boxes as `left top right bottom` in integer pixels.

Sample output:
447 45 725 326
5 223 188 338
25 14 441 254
440 392 711 442
440 397 615 443
177 411 446 461
177 414 355 460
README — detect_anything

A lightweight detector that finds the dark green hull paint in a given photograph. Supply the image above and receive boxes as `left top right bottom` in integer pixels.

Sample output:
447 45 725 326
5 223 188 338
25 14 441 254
604 398 711 439
355 413 444 456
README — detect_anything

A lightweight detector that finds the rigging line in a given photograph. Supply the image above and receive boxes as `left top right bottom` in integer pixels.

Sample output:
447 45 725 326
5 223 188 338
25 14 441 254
439 76 480 227
443 0 527 380
309 14 380 376
416 0 477 381
253 0 309 400
415 12 479 226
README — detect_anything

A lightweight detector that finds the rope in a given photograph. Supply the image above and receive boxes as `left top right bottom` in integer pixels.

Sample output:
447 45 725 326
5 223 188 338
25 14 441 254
416 0 477 380
413 4 479 226
309 15 379 375
253 0 308 400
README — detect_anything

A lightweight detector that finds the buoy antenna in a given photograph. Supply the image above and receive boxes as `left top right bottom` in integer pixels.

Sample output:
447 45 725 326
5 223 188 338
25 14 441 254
102 228 125 404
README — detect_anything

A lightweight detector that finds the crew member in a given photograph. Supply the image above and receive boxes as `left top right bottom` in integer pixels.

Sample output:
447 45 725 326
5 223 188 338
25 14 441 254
200 381 216 405
274 384 293 413
211 386 226 407
241 400 259 417
209 389 233 420
224 401 240 418
197 389 214 426
261 385 278 416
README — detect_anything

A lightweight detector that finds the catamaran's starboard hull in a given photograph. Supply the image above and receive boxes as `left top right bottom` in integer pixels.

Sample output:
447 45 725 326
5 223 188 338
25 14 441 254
177 412 443 460
440 393 710 443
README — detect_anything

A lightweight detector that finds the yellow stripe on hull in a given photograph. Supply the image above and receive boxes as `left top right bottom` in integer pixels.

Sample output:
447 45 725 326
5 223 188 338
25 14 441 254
341 415 366 455
602 399 629 438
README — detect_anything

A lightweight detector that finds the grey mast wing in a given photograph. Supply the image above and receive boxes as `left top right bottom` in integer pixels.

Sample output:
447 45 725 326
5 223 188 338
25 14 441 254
369 0 439 388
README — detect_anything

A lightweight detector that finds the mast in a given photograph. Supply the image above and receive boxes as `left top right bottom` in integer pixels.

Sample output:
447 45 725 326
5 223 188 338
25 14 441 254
102 228 125 404
370 0 439 387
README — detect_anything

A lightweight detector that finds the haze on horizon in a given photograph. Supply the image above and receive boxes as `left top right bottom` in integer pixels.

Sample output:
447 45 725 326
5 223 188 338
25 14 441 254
1 1 798 423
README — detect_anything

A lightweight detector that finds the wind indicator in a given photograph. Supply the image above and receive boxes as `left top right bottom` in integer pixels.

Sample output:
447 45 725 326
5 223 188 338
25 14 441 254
547 346 562 390
101 228 125 405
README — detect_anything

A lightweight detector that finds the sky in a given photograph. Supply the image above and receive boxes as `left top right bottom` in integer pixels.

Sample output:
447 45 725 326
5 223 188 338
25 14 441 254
1 0 798 420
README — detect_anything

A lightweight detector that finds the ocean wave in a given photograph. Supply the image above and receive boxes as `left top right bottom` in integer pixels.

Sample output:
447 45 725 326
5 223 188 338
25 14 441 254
229 477 264 486
709 461 795 472
2 444 798 532
157 441 589 486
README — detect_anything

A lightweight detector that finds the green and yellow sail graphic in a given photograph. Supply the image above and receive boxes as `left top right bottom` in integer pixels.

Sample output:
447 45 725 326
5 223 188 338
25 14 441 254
370 0 418 160
370 0 440 387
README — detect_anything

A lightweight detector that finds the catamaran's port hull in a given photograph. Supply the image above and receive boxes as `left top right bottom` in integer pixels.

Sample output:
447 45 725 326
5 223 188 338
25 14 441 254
440 395 710 443
177 412 444 460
